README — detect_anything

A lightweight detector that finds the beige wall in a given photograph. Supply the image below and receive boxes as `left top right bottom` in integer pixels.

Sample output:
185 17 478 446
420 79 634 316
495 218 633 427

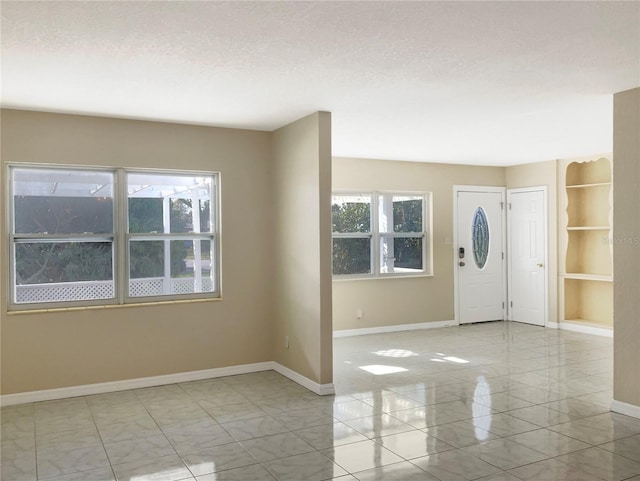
1 109 276 394
272 112 333 385
332 157 505 331
505 160 558 324
613 88 640 410
2 106 625 399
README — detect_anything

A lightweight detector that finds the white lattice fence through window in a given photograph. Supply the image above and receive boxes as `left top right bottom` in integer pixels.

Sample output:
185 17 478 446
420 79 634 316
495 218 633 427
130 277 213 297
201 278 213 292
171 278 213 294
16 281 115 304
129 278 164 297
16 277 215 303
172 278 194 294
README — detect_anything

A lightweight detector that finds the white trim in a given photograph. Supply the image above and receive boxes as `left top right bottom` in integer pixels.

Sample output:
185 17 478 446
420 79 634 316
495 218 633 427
506 186 549 327
547 321 559 329
453 186 507 325
333 320 457 338
0 361 335 406
331 191 433 279
558 321 613 338
611 399 640 419
272 363 335 396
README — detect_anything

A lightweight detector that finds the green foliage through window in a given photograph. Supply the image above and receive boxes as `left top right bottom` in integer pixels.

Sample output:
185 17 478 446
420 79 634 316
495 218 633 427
333 238 371 275
15 242 112 284
332 192 428 277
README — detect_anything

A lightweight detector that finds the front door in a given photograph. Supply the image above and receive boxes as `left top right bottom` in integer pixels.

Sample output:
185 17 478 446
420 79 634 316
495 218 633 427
456 188 505 324
508 188 546 326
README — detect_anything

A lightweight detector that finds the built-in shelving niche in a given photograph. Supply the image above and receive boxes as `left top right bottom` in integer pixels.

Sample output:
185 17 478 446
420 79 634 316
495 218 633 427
562 157 613 329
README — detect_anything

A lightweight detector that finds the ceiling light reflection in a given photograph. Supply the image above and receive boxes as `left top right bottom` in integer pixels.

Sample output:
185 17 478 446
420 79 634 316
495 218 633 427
443 356 469 364
472 375 492 441
132 462 214 481
373 349 419 358
359 365 408 375
429 353 470 364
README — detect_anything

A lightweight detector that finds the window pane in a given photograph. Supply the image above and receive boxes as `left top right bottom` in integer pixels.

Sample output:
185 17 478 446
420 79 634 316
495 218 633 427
380 236 423 273
129 198 163 233
13 168 114 234
332 238 371 275
170 198 211 233
332 195 371 233
14 241 114 303
129 240 164 279
128 173 213 234
379 194 423 233
129 239 214 297
393 197 423 232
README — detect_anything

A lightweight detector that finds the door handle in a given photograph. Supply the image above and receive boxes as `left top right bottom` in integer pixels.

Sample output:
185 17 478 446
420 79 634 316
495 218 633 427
537 262 544 267
459 261 466 267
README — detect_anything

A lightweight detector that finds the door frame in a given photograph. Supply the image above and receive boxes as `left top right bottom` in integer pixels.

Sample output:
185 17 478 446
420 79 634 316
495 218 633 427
506 186 549 327
453 185 507 325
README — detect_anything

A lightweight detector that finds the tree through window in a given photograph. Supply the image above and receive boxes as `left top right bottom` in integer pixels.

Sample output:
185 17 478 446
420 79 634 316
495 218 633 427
332 192 431 278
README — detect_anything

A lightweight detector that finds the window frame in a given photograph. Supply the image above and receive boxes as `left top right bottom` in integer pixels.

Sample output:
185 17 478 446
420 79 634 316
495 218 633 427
7 164 221 311
123 169 220 303
331 192 374 277
332 190 432 279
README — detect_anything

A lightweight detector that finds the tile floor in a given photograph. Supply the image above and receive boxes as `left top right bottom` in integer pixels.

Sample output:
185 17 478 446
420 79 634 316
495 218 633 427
2 321 640 481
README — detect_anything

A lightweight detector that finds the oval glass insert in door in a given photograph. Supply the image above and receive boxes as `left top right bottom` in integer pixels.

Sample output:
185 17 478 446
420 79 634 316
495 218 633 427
472 207 489 269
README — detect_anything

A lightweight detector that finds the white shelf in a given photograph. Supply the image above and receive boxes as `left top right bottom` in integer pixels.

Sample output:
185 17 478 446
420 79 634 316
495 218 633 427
566 182 612 189
561 158 613 330
564 273 613 282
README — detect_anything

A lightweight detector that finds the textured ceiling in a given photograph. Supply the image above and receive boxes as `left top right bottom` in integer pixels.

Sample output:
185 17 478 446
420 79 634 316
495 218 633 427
1 1 639 165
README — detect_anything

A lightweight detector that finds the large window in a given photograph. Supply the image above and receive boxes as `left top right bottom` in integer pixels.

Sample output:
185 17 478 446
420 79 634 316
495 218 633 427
332 192 431 278
9 165 220 309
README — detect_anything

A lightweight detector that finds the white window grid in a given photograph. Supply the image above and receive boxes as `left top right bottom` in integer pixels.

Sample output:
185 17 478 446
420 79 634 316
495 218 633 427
332 191 431 278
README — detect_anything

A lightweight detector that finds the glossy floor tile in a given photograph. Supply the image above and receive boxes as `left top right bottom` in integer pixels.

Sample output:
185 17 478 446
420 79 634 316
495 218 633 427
411 448 503 480
3 321 639 481
507 458 605 481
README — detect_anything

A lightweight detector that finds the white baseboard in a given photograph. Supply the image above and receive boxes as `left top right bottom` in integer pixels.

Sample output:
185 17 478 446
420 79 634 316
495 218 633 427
333 320 457 338
547 321 559 329
1 361 334 406
558 321 613 338
611 399 640 419
273 363 335 396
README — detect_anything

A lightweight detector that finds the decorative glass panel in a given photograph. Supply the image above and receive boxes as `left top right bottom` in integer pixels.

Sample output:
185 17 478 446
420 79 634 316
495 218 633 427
472 207 489 269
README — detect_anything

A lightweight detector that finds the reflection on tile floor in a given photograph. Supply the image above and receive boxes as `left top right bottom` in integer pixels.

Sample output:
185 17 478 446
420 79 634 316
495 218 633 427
3 321 640 480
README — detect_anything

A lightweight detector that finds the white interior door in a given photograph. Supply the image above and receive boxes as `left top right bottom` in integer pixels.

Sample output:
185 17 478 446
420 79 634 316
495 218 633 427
508 189 546 326
456 189 505 324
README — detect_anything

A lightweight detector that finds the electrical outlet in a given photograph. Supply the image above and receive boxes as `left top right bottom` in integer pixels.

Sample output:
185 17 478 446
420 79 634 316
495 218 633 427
356 309 363 319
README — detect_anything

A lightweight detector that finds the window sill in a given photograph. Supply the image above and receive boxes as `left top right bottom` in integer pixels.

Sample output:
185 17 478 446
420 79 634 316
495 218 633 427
6 297 222 316
333 273 434 282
